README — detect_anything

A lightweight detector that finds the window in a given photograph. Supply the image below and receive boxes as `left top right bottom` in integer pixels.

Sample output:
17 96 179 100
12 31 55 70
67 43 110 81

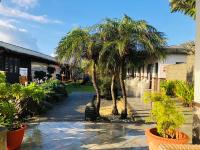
176 62 184 64
5 56 19 73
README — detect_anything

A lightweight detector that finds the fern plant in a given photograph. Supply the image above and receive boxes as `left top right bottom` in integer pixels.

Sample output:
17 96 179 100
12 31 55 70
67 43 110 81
143 92 185 139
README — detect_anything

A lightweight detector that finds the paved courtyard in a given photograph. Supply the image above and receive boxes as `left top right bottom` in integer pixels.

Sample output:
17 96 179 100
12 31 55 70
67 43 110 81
20 92 193 149
20 121 152 150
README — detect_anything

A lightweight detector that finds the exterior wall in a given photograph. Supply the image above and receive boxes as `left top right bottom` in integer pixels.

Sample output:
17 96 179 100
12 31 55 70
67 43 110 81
165 55 194 82
158 54 187 79
166 64 187 81
186 55 194 83
193 0 200 144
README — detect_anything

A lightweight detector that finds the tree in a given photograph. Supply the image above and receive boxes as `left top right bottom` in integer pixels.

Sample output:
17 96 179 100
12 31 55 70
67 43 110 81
170 0 196 19
56 28 102 116
99 44 120 115
99 16 166 119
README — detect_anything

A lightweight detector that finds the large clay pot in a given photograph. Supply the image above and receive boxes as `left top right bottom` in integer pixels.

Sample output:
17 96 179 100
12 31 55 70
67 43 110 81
7 125 26 150
145 128 189 150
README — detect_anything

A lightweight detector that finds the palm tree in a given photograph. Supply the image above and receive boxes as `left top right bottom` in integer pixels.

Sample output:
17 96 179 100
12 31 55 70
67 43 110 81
99 16 166 119
99 43 120 115
56 28 102 116
169 0 196 19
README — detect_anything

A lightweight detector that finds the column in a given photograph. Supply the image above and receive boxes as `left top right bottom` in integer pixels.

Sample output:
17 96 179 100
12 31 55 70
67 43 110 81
193 0 200 144
144 65 148 79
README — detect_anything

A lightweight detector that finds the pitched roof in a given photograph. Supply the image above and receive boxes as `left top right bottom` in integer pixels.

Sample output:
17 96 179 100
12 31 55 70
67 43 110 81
0 41 56 63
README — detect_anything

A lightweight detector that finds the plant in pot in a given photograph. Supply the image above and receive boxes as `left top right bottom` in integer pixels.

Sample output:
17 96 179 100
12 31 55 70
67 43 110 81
0 100 26 150
143 92 189 150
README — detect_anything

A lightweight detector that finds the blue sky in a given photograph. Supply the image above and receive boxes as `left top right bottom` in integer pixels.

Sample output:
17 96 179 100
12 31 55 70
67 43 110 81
0 0 195 56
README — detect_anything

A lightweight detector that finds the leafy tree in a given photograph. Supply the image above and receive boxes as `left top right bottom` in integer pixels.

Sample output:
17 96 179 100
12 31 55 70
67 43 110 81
170 0 196 19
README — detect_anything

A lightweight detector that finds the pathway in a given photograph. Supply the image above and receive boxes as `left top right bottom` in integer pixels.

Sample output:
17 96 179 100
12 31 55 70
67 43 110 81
33 92 95 122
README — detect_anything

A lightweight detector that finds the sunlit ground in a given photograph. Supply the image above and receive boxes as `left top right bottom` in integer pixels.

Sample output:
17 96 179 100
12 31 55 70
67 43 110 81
20 122 153 150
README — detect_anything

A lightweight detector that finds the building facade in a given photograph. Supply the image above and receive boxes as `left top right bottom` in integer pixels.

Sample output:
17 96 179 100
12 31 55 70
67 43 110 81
0 41 58 83
126 44 188 97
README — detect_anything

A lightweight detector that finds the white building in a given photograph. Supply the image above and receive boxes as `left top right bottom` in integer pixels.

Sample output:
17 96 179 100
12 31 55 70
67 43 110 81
126 44 187 97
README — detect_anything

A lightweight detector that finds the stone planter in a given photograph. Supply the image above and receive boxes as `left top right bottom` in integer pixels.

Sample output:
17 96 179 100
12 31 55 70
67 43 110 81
145 128 189 150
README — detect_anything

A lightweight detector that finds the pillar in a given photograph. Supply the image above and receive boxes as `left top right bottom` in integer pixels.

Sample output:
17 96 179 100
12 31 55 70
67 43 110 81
193 0 200 144
144 65 148 79
0 127 7 150
151 64 158 92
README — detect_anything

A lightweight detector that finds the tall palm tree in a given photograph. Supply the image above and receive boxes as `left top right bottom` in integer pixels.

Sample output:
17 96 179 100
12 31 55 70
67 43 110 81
99 43 120 115
56 28 102 116
99 16 166 119
170 0 196 19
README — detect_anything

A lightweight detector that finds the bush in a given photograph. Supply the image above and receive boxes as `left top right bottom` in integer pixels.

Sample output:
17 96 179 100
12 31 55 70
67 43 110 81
41 80 66 93
0 101 22 130
0 72 6 83
99 76 112 99
143 92 185 139
34 71 46 80
160 80 176 96
175 81 194 106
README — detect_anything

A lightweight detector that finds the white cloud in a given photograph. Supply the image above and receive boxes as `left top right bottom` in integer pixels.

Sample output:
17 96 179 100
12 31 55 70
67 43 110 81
0 19 39 50
0 19 27 32
11 0 38 9
0 4 62 24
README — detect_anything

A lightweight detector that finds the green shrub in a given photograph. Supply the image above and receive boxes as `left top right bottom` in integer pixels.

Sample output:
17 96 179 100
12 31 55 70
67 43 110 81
41 80 67 95
175 81 194 106
160 80 176 96
0 72 6 83
143 92 185 139
0 101 22 130
34 71 46 80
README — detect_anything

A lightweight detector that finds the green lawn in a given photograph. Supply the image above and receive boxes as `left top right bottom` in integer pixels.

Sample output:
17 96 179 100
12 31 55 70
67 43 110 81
66 82 95 94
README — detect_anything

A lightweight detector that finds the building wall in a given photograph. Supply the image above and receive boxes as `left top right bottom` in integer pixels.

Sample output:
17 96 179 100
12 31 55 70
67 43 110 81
158 54 187 79
165 55 194 82
166 64 187 81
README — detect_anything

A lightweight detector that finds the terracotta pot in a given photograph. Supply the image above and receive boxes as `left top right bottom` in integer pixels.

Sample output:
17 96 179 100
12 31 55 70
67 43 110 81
7 125 26 150
145 128 189 150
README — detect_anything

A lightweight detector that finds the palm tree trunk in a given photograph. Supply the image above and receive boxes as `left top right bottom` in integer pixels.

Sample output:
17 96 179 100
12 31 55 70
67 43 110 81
111 74 118 115
92 62 101 116
119 62 127 119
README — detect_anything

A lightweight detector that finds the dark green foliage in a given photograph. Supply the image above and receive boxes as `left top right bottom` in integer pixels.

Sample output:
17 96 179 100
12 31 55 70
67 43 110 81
99 76 112 99
34 71 46 80
47 66 56 75
0 75 68 130
143 92 185 139
160 80 176 96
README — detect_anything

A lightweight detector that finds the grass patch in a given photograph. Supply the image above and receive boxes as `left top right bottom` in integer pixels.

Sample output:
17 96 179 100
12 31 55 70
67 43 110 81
66 82 95 94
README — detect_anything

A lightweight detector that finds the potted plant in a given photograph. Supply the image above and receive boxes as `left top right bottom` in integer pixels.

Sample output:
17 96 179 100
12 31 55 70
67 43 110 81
143 92 189 150
0 100 26 150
